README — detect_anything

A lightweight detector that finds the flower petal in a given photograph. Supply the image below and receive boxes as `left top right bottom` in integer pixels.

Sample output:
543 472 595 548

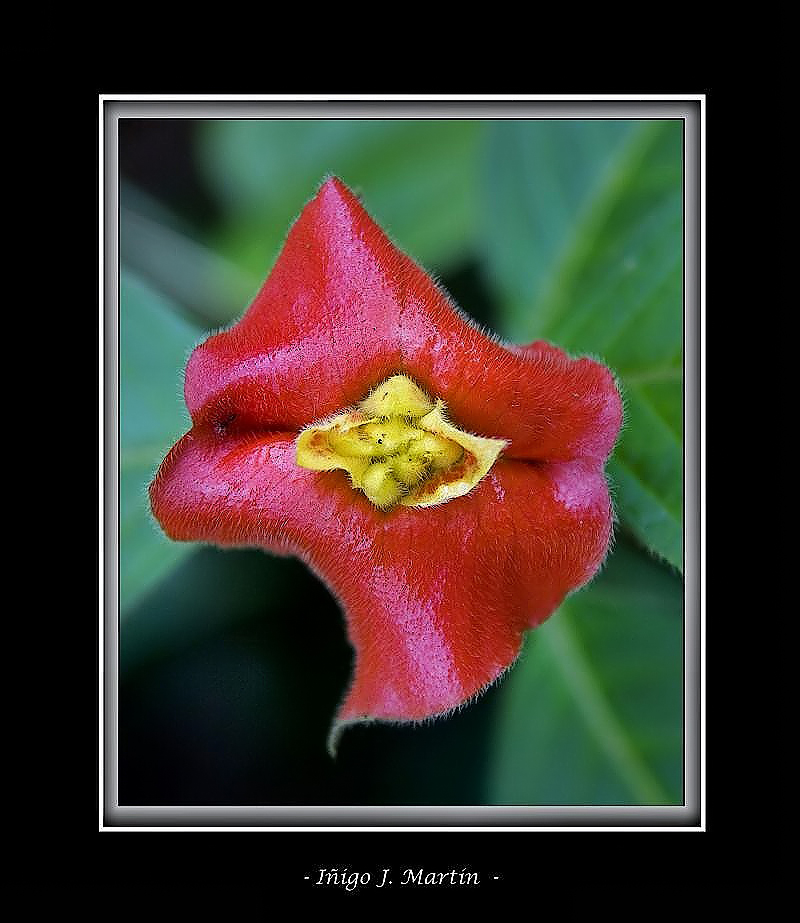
332 458 612 735
184 177 621 462
150 428 612 741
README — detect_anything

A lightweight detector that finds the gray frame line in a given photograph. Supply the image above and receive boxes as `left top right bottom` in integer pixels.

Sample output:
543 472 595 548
102 97 703 830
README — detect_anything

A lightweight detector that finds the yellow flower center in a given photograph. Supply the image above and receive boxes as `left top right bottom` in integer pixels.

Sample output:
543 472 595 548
295 374 507 510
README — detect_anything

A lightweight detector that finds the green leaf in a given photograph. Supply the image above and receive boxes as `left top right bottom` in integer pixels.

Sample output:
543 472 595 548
120 269 203 615
198 120 483 300
120 183 261 328
483 120 683 569
488 537 683 805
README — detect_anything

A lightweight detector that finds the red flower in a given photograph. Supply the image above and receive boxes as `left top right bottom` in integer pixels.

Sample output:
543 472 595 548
149 177 622 750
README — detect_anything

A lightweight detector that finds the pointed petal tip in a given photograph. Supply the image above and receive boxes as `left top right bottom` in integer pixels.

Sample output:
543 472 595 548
319 173 345 190
327 650 522 757
316 174 355 204
326 714 374 759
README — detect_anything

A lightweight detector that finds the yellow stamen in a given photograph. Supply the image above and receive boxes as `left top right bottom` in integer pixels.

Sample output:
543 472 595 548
360 462 405 509
359 374 435 419
360 420 418 455
296 374 507 511
391 451 429 487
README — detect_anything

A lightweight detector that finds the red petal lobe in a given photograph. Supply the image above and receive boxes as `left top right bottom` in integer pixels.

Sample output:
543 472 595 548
150 428 612 734
184 178 621 463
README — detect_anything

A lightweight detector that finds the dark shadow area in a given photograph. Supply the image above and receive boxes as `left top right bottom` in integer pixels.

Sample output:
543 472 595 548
120 547 501 806
118 119 220 229
440 261 498 331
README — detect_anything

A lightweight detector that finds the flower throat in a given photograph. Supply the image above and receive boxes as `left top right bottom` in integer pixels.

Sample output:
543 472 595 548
296 375 507 511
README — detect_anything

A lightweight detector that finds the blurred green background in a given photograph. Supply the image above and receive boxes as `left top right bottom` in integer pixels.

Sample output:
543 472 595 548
118 118 685 806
